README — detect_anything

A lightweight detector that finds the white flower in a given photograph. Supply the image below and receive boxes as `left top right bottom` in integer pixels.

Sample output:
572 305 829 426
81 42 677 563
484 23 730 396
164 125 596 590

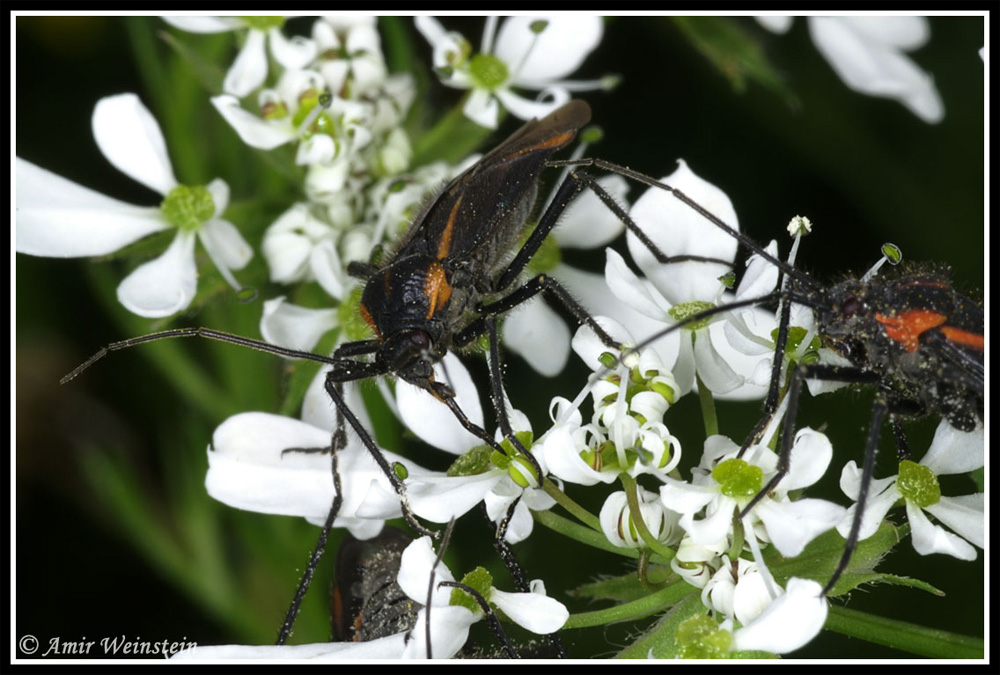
163 16 317 97
15 93 252 318
205 411 440 540
396 536 569 654
757 16 944 123
837 420 984 560
416 15 607 129
660 431 846 558
607 160 778 399
702 558 772 625
729 577 828 653
599 487 681 549
536 321 682 486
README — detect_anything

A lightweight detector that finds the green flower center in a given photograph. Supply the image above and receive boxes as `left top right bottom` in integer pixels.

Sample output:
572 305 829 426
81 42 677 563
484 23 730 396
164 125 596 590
896 460 941 508
469 53 509 91
161 185 215 232
669 301 716 330
448 445 494 477
450 566 493 613
712 458 763 500
675 615 732 659
292 89 336 138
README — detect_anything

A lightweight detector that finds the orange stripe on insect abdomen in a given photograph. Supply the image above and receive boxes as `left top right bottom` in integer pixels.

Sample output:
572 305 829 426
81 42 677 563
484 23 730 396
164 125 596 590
437 195 462 260
424 261 452 319
875 309 948 352
940 325 985 351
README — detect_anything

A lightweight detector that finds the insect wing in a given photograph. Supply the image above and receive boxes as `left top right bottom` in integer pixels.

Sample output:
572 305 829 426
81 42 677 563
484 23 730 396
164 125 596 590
396 101 592 266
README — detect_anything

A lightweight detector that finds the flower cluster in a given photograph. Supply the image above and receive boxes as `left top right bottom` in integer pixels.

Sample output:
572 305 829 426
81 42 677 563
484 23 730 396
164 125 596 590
15 14 983 661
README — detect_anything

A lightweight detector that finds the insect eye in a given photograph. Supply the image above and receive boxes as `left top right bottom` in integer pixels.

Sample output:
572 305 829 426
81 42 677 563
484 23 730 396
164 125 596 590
841 296 862 318
409 330 431 350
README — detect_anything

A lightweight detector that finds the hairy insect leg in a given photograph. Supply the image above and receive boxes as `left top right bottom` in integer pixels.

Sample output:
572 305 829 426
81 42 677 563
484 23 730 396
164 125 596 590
324 363 436 539
739 362 878 514
821 399 888 596
491 500 567 659
276 381 348 645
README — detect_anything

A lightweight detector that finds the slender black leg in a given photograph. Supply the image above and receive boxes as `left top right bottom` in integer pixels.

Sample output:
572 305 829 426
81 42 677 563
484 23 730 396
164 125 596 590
276 381 347 645
821 399 888 596
739 363 878 516
491 501 567 658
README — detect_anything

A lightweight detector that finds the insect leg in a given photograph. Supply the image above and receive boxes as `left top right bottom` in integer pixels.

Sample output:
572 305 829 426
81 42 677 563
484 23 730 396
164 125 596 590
276 379 347 645
738 363 878 516
325 361 436 539
820 398 889 596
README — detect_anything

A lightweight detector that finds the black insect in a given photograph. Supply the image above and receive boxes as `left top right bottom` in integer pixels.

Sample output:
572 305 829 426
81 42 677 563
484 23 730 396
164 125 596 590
332 527 419 643
602 174 985 595
59 99 670 649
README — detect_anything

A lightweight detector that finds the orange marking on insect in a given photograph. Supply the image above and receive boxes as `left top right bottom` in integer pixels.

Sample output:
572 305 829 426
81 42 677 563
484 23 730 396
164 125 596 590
424 262 452 319
438 195 462 259
940 326 985 351
359 301 381 339
510 130 576 158
875 309 948 352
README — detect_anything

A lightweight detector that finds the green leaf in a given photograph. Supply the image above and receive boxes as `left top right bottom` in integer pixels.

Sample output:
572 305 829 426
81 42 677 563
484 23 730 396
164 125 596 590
615 593 706 659
571 569 668 604
767 519 904 596
669 16 796 105
825 606 984 659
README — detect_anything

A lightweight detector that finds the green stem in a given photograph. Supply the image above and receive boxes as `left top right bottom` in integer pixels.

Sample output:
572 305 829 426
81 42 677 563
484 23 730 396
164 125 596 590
534 510 638 560
695 371 718 437
563 579 696 629
619 473 676 561
825 606 984 659
542 478 600 531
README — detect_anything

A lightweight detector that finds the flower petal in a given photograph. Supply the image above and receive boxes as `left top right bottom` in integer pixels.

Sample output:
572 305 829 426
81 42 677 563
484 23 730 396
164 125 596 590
268 26 318 70
604 248 671 322
494 87 569 122
116 230 196 317
808 17 944 123
396 353 484 454
408 472 503 523
463 88 500 129
907 501 977 560
496 15 603 87
755 498 846 557
503 297 571 377
490 586 569 634
212 94 296 149
732 577 827 654
925 494 984 549
396 536 455 605
224 28 268 97
92 93 177 195
627 160 738 304
554 174 629 249
401 606 475 660
260 296 337 352
919 420 984 475
199 216 252 272
15 158 167 256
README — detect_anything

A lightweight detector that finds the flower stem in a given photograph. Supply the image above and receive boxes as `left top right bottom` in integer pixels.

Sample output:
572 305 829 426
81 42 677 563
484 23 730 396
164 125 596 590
542 478 600 531
825 605 984 659
563 578 696 629
619 473 676 561
695 372 719 437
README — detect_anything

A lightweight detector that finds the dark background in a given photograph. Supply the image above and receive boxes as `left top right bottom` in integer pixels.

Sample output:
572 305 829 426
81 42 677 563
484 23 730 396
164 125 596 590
15 15 985 660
